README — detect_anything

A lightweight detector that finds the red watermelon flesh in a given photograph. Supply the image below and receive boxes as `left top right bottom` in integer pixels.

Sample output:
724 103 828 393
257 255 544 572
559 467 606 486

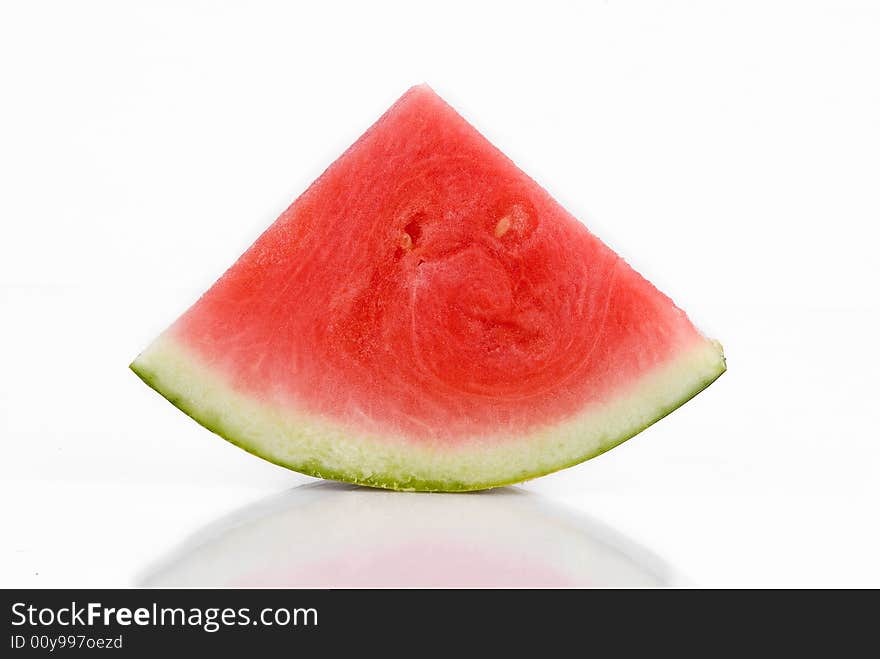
131 85 725 491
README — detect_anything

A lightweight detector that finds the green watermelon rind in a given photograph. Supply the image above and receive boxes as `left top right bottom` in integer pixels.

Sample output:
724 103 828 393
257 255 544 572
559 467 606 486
130 336 725 492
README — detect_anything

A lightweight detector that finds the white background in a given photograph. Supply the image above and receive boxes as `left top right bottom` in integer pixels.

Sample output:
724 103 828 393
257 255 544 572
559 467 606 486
2 0 878 587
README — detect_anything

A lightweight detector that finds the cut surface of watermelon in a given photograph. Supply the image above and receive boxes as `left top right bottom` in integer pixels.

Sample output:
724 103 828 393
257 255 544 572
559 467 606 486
132 85 725 491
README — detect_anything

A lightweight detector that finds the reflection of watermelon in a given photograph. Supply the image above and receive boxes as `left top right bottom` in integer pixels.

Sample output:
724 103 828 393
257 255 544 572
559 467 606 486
131 85 725 491
142 484 673 587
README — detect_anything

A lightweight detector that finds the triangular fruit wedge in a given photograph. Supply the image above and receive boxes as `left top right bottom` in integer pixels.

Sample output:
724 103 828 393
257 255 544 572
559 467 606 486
132 85 725 491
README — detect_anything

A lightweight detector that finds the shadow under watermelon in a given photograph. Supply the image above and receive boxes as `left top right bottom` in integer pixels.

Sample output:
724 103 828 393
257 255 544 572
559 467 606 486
138 482 678 588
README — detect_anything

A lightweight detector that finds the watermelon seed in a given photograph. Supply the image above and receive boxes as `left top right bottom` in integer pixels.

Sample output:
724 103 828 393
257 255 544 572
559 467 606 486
494 215 512 238
399 232 413 250
404 213 426 245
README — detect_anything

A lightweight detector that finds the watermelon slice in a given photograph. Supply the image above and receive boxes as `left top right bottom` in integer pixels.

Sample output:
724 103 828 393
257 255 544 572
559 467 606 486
132 85 725 491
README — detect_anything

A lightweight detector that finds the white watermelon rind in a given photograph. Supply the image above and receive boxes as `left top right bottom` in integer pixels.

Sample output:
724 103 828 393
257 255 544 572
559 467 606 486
131 334 725 491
